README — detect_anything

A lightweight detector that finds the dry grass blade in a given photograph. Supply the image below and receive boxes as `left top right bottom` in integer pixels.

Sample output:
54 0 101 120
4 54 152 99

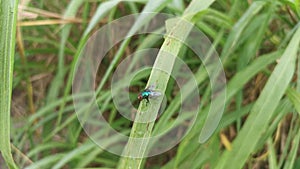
18 19 83 26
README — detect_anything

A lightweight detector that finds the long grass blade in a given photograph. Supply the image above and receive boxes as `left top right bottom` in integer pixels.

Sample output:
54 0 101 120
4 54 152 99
286 87 300 115
0 0 19 168
216 24 300 169
117 0 215 168
283 123 300 169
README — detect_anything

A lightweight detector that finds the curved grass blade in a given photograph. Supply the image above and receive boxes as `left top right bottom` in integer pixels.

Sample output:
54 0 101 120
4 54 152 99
199 1 268 142
84 0 123 36
216 24 300 169
220 1 266 64
162 51 281 168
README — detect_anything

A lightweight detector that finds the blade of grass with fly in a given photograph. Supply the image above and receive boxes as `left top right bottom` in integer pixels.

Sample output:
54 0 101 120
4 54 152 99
117 0 216 168
216 24 300 169
0 0 19 168
154 0 279 162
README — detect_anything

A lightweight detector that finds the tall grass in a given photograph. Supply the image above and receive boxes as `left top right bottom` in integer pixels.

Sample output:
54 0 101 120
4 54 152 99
8 0 300 168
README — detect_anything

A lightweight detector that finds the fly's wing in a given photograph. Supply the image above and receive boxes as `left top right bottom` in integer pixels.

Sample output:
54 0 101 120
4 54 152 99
146 84 161 98
146 84 156 91
148 91 161 98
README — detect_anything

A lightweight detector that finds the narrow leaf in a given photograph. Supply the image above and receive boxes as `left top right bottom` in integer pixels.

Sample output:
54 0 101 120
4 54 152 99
216 25 300 169
0 0 19 168
286 87 300 115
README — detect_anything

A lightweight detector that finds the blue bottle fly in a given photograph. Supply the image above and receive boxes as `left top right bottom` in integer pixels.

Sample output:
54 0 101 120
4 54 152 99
138 85 161 104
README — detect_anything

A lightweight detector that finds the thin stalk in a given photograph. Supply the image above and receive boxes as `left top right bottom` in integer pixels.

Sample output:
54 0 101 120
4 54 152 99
16 26 36 117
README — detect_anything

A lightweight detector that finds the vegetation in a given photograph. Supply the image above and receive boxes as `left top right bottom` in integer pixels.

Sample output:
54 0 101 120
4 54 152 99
0 0 299 168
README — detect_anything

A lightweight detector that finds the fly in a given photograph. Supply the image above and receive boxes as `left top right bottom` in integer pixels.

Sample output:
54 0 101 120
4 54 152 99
137 84 161 104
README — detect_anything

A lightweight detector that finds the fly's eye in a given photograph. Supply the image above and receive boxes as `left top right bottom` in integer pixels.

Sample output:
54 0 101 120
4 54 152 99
138 95 142 100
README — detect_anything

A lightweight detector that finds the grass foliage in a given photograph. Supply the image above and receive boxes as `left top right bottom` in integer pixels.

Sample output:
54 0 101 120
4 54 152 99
1 0 300 168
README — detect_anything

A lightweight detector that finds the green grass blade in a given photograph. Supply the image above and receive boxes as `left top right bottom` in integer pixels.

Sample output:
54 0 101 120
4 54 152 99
298 53 300 91
46 0 84 104
117 19 193 169
220 1 266 64
84 0 122 36
183 0 215 16
44 0 85 140
164 50 280 168
286 87 300 115
117 0 215 168
57 1 151 139
84 0 149 36
0 0 19 168
52 143 94 169
267 138 278 169
95 0 172 95
216 25 300 169
198 1 268 142
24 154 65 169
45 0 122 141
283 123 300 169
